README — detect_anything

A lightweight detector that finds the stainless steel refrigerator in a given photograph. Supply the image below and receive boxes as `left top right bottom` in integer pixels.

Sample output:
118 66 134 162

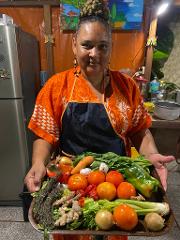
0 24 40 205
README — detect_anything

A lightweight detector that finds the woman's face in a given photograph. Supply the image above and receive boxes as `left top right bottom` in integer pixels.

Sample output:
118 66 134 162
72 21 112 80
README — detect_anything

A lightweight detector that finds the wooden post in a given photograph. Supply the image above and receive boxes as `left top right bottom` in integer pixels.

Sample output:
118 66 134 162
43 4 54 77
144 7 158 82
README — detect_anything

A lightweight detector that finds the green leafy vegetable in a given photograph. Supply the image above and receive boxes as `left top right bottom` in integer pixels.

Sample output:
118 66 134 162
73 152 152 172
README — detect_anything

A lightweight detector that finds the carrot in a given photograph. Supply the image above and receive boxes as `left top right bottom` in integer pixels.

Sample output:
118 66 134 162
71 156 94 174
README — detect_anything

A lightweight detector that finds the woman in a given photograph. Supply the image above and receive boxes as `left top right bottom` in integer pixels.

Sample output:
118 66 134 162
25 0 174 239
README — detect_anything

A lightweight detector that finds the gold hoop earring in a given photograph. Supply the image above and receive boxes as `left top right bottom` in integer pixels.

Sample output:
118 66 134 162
106 63 110 77
73 57 80 77
74 58 77 68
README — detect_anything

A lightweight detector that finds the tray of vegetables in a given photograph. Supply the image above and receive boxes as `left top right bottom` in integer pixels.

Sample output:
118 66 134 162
28 152 174 238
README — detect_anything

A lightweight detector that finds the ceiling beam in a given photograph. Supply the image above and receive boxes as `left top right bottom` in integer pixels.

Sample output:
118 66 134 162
0 0 60 7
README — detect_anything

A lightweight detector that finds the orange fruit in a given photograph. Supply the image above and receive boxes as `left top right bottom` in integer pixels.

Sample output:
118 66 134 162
113 204 138 231
106 170 124 187
68 173 88 191
87 170 106 185
96 182 116 200
117 182 136 199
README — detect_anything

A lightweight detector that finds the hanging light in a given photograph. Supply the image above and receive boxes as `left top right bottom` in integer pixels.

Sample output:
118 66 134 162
157 0 172 16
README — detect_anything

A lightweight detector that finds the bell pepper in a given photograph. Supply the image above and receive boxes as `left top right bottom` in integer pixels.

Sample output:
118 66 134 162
124 163 160 198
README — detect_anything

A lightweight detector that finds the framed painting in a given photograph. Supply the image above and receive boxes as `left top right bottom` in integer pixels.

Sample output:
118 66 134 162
60 0 144 30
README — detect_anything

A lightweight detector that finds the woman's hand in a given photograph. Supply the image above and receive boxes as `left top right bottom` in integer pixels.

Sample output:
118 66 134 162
148 153 175 191
24 162 46 193
24 138 53 192
131 129 175 191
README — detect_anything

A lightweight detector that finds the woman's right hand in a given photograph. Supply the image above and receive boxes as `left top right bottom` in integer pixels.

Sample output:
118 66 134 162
24 162 46 193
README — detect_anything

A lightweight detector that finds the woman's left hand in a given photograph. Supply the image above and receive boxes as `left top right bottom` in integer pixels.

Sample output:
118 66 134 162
148 153 175 191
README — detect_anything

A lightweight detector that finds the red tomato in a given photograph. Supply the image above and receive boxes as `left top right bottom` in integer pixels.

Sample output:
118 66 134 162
87 170 106 185
117 182 136 199
68 174 88 191
106 170 124 187
46 163 61 178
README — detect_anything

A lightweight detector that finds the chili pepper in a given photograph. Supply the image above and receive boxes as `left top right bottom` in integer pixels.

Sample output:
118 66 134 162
57 172 70 184
124 163 160 198
84 184 96 194
78 197 85 207
88 188 99 200
76 189 85 197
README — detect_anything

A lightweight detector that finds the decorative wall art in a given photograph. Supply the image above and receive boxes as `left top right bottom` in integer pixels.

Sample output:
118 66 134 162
60 0 144 31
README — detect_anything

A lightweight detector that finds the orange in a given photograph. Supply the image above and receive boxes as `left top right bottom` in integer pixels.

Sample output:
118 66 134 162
87 170 106 185
106 170 124 187
68 173 88 191
96 182 116 200
117 182 136 199
113 204 138 231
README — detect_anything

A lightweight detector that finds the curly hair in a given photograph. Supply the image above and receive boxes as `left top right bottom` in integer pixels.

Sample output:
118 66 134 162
77 0 111 34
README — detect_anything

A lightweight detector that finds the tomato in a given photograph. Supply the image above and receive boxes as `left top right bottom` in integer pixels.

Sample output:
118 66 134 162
67 173 88 191
106 170 124 187
87 170 106 185
96 182 116 200
57 172 70 184
113 204 138 230
117 181 136 199
59 163 73 174
46 162 61 178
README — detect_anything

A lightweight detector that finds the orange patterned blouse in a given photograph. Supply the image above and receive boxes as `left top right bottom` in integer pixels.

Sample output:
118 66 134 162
28 67 152 155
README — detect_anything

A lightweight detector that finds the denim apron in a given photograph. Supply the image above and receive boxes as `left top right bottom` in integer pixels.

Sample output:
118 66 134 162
59 76 126 156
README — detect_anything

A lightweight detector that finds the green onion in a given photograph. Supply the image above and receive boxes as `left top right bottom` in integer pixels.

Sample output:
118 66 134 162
112 199 170 216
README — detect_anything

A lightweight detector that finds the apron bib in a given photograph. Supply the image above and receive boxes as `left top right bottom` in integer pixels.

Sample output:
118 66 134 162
59 76 126 156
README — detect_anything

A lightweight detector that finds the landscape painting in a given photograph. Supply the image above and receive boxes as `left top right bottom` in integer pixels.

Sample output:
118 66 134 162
60 0 144 30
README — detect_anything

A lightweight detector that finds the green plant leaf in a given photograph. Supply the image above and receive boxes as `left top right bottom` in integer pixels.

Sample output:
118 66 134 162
153 50 169 60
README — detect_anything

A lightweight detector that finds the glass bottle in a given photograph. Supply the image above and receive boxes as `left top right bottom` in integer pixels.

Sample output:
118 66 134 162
150 76 160 102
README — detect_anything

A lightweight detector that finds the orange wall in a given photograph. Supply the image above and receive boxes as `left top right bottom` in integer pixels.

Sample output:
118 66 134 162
0 7 146 74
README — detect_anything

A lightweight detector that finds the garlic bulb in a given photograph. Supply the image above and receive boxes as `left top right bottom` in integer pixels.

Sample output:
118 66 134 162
99 162 109 173
80 168 92 175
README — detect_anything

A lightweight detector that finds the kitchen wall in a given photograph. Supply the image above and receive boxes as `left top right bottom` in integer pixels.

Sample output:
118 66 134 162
0 7 146 75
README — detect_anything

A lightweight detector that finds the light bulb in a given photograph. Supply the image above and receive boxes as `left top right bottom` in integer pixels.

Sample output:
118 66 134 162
157 2 170 16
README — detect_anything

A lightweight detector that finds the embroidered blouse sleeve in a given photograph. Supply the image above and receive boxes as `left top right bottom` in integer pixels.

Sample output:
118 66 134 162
128 78 152 136
28 74 63 146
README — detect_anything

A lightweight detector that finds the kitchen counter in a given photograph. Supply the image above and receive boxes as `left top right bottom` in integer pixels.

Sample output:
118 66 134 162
150 116 180 157
151 117 180 129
